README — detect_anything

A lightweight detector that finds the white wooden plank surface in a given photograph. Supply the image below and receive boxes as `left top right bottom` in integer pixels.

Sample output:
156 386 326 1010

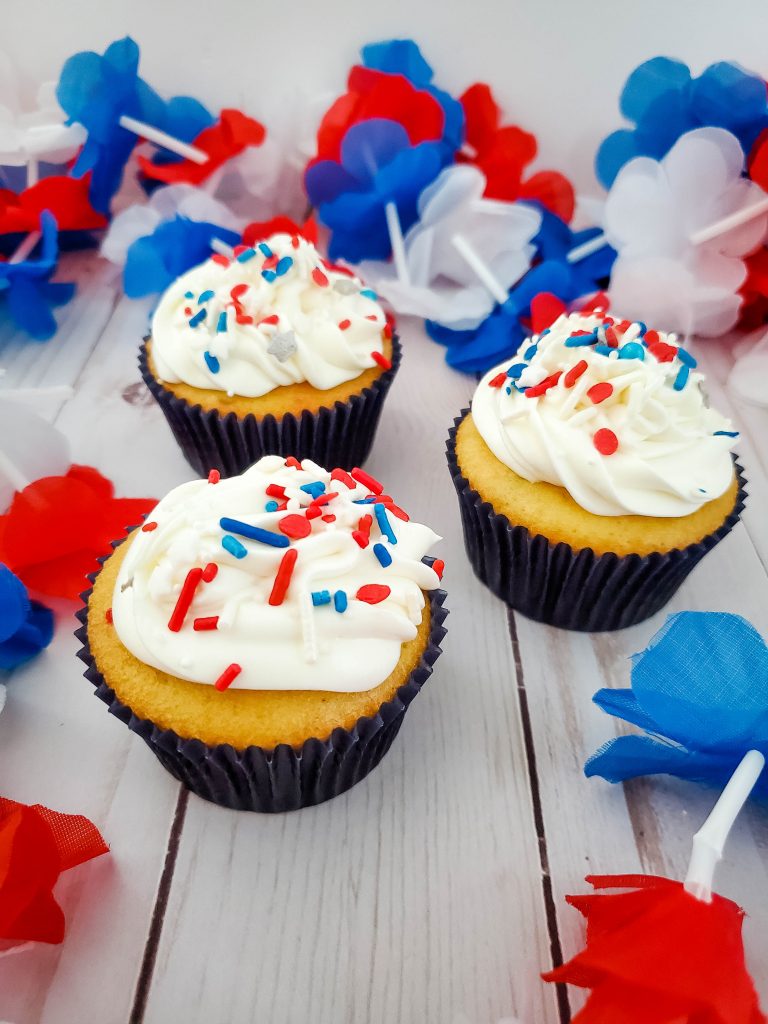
2 257 768 1024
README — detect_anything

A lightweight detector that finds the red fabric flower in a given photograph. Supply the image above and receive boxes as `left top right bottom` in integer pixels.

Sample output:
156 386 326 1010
0 797 108 946
458 83 575 222
313 66 445 164
0 465 156 600
543 874 766 1024
138 109 266 186
739 132 768 327
242 215 318 247
0 177 107 235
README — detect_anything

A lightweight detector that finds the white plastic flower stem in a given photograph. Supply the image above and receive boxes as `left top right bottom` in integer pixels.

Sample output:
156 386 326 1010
684 749 765 903
9 231 41 264
566 233 608 264
384 202 411 286
210 237 235 259
118 115 209 165
450 233 509 305
0 447 30 494
27 158 39 188
688 195 768 245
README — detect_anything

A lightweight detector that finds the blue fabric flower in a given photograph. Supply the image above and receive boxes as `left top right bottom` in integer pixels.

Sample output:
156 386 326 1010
596 57 768 188
586 612 768 796
361 38 465 153
305 119 445 263
0 211 75 341
0 564 53 672
123 216 240 298
56 36 214 213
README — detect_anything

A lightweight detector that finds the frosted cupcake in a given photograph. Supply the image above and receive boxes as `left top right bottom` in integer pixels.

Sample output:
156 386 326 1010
77 456 447 811
447 311 745 631
140 233 399 477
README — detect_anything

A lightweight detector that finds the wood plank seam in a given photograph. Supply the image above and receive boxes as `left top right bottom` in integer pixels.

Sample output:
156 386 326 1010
129 786 190 1024
507 610 572 1024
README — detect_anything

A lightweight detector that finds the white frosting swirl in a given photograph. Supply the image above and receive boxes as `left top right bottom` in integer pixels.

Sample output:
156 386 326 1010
112 456 442 692
471 311 739 517
150 233 388 398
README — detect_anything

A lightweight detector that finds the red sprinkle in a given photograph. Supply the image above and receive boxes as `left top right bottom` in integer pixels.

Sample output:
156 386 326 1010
235 314 254 325
322 514 336 523
168 568 204 632
563 360 588 388
211 254 230 267
593 428 619 456
193 616 219 631
269 548 298 606
141 521 158 532
291 235 299 249
262 255 279 270
184 306 192 316
312 267 329 287
208 469 221 484
331 468 356 489
525 371 563 399
105 608 113 624
202 562 219 583
371 351 392 370
644 329 660 345
356 584 391 604
305 506 323 520
338 319 351 330
383 322 393 340
285 457 301 469
266 484 286 498
230 283 249 300
214 663 242 692
587 382 614 404
279 514 311 539
310 491 338 508
351 467 383 495
259 314 280 327
604 326 619 348
366 314 378 321
647 340 677 363
352 513 373 548
233 244 249 256
380 497 409 521
489 373 507 388
432 559 445 580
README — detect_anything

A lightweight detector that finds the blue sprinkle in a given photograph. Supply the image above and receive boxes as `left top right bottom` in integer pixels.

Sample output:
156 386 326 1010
618 342 645 361
216 311 228 333
198 289 215 303
354 497 376 505
594 344 614 357
677 348 698 368
184 291 194 299
189 309 207 328
222 534 247 559
275 256 293 276
262 270 277 283
265 500 279 512
634 322 647 335
506 386 513 395
236 248 257 263
373 543 392 568
360 288 377 300
258 243 273 258
219 518 289 547
312 590 331 606
334 590 348 613
204 351 220 373
300 481 326 499
673 365 690 391
699 488 707 493
506 362 527 379
538 328 550 338
374 503 397 544
714 430 739 437
564 332 597 347
524 344 538 359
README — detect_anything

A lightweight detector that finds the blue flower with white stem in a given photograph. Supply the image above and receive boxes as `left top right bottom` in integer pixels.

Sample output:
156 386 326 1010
0 563 53 673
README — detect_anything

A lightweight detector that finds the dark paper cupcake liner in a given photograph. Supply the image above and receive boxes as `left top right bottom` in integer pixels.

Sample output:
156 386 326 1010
138 334 402 478
75 542 447 812
446 409 747 632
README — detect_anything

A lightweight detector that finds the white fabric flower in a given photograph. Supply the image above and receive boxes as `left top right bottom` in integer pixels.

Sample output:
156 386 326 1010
359 165 541 329
0 376 71 512
0 55 85 167
101 184 245 267
729 329 768 408
604 128 768 337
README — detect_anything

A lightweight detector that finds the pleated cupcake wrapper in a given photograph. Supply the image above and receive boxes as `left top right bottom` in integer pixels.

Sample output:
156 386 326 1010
75 538 448 812
446 410 747 632
139 334 402 478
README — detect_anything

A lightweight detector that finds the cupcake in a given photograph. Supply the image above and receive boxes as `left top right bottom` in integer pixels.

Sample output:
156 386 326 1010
447 311 745 631
76 456 447 811
140 232 400 477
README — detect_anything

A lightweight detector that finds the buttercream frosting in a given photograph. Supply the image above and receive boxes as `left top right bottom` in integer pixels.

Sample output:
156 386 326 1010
471 311 739 517
150 233 389 398
111 457 443 693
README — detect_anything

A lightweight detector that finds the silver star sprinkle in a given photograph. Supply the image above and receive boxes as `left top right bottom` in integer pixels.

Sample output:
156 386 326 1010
333 278 358 295
267 330 298 362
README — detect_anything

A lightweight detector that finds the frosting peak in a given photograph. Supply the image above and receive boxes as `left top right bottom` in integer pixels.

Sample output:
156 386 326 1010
112 457 443 693
472 311 739 517
150 233 389 398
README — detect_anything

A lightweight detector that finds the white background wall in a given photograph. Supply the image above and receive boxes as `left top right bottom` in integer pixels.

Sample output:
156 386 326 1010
6 0 768 196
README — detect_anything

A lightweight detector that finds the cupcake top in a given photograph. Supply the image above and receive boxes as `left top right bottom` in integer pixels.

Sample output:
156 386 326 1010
471 311 739 517
150 233 390 398
111 457 443 693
